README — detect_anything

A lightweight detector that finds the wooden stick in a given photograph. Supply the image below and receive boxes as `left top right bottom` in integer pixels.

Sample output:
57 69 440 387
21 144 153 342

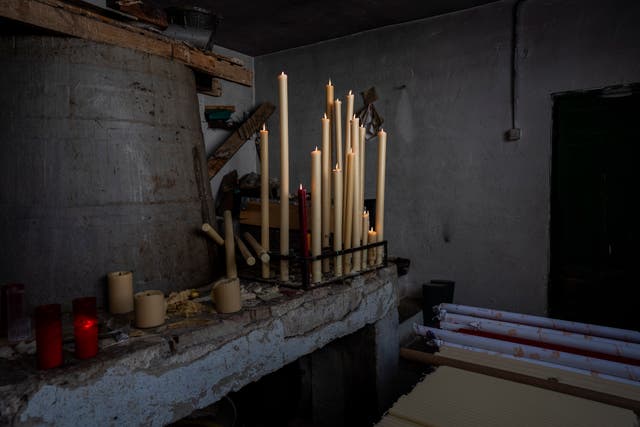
243 232 270 263
201 223 224 246
400 347 640 412
235 235 256 266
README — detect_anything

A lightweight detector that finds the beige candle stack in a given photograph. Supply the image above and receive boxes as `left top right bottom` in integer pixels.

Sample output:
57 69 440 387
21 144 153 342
321 114 331 273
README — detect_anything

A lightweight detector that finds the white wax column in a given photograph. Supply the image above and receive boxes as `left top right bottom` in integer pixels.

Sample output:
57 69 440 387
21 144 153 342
375 129 387 264
361 209 369 270
311 147 322 283
321 114 331 274
260 125 270 278
359 125 366 214
343 151 355 273
334 99 342 169
325 80 334 166
278 72 289 281
333 164 343 276
224 210 237 279
350 117 361 271
345 91 354 154
367 228 377 266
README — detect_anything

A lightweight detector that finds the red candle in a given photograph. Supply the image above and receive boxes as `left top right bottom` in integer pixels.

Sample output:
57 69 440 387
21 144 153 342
72 297 98 359
297 184 309 257
35 304 63 370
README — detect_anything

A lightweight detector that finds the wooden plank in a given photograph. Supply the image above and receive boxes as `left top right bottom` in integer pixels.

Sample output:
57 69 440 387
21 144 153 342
400 347 640 412
0 0 252 86
207 102 275 179
108 0 168 30
239 200 304 230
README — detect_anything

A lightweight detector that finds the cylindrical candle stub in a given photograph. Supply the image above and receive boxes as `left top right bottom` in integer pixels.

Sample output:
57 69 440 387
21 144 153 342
72 296 98 359
134 290 166 328
107 270 134 314
211 277 242 314
35 304 63 370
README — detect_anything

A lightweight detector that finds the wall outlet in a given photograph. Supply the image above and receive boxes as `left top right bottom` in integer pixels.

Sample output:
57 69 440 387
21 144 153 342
505 128 521 141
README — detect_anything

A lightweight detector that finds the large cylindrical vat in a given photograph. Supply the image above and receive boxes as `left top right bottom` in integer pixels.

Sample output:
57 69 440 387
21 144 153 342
0 36 216 308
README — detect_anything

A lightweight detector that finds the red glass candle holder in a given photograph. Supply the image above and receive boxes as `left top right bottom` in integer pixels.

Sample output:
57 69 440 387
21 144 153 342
72 297 98 359
35 304 63 370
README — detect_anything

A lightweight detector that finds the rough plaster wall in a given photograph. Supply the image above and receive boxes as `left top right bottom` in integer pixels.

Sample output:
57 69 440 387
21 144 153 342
200 46 256 206
254 0 640 315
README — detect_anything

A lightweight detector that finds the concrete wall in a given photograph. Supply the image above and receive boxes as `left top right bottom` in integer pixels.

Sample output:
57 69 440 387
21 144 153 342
201 46 255 204
253 0 640 315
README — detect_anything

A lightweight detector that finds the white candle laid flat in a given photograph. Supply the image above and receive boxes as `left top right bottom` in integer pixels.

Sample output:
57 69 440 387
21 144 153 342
278 72 290 282
311 147 322 283
260 124 270 278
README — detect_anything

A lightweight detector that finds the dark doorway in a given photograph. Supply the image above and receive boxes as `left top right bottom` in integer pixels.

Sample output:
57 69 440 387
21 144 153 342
549 85 640 331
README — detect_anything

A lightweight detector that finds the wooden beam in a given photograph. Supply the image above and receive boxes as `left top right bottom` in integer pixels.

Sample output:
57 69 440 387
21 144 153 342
0 0 252 86
207 102 275 179
400 347 640 412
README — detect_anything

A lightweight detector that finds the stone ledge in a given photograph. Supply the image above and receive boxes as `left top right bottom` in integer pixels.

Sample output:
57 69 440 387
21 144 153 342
1 266 398 426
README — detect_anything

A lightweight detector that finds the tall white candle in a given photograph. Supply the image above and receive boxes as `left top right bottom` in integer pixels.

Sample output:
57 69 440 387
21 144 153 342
361 209 369 270
343 91 354 199
311 147 322 283
325 80 334 165
278 72 289 281
351 116 362 271
224 210 237 279
260 124 270 278
334 99 343 169
333 164 343 276
359 124 367 265
375 129 387 264
367 227 377 266
321 113 331 273
344 150 355 273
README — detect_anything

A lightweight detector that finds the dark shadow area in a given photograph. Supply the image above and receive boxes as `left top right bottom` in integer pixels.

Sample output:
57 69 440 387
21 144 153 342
549 85 640 331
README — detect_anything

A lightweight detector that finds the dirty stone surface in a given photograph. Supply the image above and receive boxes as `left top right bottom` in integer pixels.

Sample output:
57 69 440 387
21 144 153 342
0 266 398 426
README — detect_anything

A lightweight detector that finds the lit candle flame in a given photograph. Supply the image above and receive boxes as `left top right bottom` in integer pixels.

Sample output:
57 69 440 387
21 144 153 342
315 146 318 151
328 78 332 85
363 208 368 215
335 163 339 169
348 90 352 95
370 227 374 232
323 113 327 119
262 124 266 131
299 184 303 190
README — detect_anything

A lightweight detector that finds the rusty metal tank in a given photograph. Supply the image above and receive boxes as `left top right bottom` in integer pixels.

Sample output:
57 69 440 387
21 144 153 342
0 36 216 308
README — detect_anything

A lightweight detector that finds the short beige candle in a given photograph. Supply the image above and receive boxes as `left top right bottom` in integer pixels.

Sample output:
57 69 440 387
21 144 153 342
134 290 165 328
107 270 134 314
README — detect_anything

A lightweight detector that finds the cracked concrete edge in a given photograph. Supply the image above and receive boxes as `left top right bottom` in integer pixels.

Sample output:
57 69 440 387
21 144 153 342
9 266 398 426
